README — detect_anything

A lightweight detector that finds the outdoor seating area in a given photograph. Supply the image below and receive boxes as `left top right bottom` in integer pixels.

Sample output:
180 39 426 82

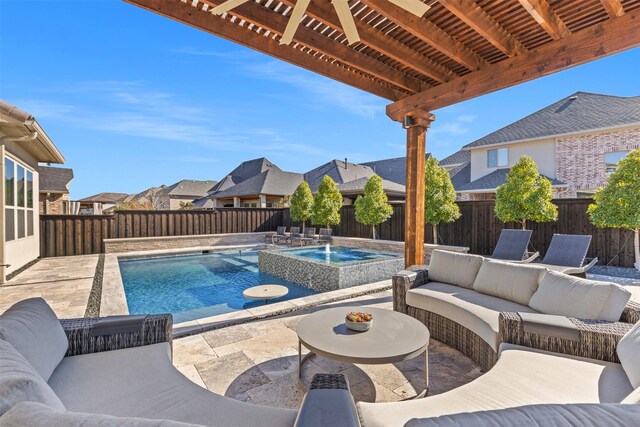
268 227 334 247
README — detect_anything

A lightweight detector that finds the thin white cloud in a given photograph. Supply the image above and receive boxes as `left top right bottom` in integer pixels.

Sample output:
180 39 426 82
169 47 254 60
431 114 477 137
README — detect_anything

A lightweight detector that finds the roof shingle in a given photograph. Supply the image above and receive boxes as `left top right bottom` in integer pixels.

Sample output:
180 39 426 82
38 166 73 194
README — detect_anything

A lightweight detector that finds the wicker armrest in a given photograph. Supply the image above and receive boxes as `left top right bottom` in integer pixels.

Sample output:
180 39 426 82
61 313 173 358
499 312 632 363
294 374 360 427
392 265 429 314
621 300 640 324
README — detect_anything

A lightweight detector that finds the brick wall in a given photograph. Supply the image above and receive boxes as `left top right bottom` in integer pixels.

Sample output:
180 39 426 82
556 127 640 198
39 193 69 215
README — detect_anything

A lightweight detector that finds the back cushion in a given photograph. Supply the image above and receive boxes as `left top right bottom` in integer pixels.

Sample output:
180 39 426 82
617 320 640 389
473 260 547 306
0 298 69 381
0 340 65 416
528 271 631 321
428 250 484 289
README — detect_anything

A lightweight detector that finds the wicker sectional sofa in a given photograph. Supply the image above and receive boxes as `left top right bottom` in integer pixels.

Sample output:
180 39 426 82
393 250 640 371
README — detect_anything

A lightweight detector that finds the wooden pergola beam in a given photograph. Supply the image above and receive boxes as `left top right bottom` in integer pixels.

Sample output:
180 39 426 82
278 0 456 83
599 0 625 18
387 8 640 120
198 0 426 94
438 0 526 57
361 0 488 71
517 0 571 40
125 0 402 100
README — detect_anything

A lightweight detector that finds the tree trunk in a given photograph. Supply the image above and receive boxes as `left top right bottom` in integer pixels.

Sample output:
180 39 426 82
301 220 305 233
372 225 376 240
433 224 438 245
521 220 527 230
635 228 640 271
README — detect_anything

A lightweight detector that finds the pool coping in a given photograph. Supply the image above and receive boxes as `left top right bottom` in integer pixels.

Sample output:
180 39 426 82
101 245 393 338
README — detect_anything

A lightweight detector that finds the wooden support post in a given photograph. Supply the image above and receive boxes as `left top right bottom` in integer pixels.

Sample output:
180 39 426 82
403 110 434 267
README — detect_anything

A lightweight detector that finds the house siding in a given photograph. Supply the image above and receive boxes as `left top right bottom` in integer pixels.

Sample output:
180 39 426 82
555 127 640 198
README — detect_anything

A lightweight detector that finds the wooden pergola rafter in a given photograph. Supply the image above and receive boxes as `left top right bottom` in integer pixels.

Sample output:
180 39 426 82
125 0 640 267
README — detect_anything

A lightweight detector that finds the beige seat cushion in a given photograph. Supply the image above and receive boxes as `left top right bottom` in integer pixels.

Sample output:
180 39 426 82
0 298 69 381
529 271 631 321
428 250 484 289
406 282 538 351
617 320 640 389
48 343 296 427
357 343 633 427
0 401 202 427
473 260 547 305
0 339 65 416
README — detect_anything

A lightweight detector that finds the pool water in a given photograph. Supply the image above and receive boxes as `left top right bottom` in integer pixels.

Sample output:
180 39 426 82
119 251 316 323
285 246 399 264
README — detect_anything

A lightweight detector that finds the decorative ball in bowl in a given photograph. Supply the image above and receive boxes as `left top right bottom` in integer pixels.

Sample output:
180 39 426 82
345 312 373 332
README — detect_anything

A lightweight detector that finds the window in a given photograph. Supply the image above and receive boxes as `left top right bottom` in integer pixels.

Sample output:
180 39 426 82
3 156 36 242
604 151 629 175
487 148 508 168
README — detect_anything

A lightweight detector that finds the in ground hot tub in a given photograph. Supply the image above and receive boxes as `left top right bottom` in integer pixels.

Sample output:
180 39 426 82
258 246 404 292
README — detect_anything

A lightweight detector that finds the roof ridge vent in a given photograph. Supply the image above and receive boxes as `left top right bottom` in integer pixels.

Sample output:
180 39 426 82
569 95 578 100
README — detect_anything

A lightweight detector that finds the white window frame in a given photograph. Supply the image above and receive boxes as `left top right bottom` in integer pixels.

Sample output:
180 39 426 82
4 155 35 242
487 147 508 168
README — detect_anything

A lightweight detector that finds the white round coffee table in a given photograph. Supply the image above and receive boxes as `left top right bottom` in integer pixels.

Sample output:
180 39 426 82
297 306 430 397
243 284 289 305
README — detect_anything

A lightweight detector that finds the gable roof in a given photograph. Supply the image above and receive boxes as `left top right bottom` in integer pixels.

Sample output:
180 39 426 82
123 186 164 203
78 192 128 203
361 154 431 186
439 150 470 167
336 177 405 196
464 92 640 150
305 159 376 192
457 168 566 193
157 179 217 197
211 168 303 198
211 157 280 192
38 166 73 194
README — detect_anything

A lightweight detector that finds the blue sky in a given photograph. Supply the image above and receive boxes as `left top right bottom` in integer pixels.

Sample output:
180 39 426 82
1 0 639 199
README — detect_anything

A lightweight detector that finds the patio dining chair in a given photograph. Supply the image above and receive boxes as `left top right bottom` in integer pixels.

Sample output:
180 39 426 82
285 227 301 244
270 226 288 244
490 229 538 263
292 227 317 246
537 234 598 277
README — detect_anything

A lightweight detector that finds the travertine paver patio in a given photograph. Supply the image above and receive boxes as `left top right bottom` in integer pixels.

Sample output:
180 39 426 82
0 255 98 318
172 291 483 407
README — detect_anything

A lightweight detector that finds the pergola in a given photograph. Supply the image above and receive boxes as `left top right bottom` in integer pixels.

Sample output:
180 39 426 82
125 0 640 267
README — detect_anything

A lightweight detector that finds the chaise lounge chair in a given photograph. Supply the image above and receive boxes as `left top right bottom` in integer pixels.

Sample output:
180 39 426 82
537 234 598 277
313 228 333 245
490 229 538 263
285 226 301 244
270 226 288 244
292 227 317 246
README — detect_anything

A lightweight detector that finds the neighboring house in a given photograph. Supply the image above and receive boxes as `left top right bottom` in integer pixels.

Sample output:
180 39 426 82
449 92 640 200
361 154 431 186
77 192 128 214
38 166 73 215
122 185 165 209
0 100 65 282
208 158 303 208
306 159 405 204
155 179 217 210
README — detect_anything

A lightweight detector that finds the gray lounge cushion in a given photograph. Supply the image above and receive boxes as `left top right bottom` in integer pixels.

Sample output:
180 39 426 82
617 320 640 389
0 339 65 416
357 343 633 427
48 342 297 427
0 401 201 427
404 404 640 427
473 260 546 305
428 250 484 289
406 282 538 351
0 298 68 381
528 271 631 321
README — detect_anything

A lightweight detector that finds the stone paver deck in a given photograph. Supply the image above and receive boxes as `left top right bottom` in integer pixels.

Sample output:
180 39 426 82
173 291 483 408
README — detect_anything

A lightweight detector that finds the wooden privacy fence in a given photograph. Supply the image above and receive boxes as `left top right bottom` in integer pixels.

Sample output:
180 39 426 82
41 200 636 267
40 208 284 257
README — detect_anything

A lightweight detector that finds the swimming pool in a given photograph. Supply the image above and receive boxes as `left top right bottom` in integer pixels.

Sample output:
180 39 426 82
286 246 398 264
119 250 316 323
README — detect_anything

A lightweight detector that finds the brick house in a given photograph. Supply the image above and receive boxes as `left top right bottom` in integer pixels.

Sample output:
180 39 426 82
155 179 217 210
38 166 73 214
447 92 640 200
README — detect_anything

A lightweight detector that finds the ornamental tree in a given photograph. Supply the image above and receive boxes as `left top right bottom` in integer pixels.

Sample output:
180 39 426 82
289 182 313 231
588 150 640 270
355 175 394 239
311 175 343 229
495 156 557 229
424 157 461 244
